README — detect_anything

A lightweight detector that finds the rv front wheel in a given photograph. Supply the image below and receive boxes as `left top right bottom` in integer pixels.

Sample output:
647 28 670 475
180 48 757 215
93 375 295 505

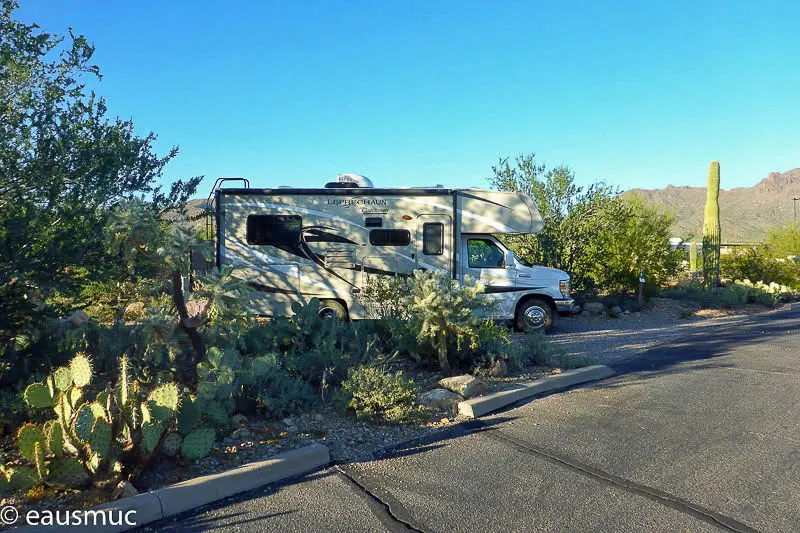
318 300 348 321
515 298 554 332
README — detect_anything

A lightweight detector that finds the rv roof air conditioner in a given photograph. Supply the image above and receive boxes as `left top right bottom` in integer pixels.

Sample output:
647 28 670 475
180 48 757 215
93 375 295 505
325 173 374 189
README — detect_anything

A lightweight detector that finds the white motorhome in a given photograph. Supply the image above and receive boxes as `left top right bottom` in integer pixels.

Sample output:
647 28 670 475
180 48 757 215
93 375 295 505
209 174 576 331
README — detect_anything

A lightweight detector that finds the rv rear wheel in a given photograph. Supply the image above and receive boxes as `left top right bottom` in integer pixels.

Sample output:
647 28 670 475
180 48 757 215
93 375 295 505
515 298 554 332
318 300 348 321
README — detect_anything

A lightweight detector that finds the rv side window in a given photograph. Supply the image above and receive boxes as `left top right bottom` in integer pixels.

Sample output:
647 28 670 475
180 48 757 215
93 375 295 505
246 215 302 245
369 229 411 246
467 238 505 268
422 223 444 255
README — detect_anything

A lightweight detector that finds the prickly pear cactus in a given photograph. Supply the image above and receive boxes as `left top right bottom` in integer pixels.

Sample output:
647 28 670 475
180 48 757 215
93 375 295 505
702 161 721 289
70 354 93 388
23 383 54 408
161 432 183 457
53 367 73 391
147 384 180 422
73 404 95 443
17 424 46 461
177 394 201 436
90 418 112 458
46 421 65 458
47 458 90 488
142 420 165 453
181 428 216 460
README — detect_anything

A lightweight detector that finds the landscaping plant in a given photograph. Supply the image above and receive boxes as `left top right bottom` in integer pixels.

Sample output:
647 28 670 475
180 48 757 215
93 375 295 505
4 354 217 493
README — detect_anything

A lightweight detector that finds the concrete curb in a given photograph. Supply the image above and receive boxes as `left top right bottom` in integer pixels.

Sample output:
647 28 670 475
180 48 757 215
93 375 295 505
12 444 330 532
458 365 615 418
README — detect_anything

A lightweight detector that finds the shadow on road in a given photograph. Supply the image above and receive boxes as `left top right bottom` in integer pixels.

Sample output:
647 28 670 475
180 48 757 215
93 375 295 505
608 305 799 378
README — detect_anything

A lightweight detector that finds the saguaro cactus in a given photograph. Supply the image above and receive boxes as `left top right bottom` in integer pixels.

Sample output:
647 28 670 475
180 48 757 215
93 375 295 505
702 161 721 289
689 242 698 272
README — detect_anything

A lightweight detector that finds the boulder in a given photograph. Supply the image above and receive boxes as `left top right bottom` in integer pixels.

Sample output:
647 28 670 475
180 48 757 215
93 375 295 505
583 302 605 315
231 414 248 427
417 388 462 410
610 305 623 315
438 375 488 398
488 359 508 378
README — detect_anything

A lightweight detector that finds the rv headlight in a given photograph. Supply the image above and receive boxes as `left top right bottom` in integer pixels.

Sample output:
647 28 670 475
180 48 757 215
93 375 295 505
559 279 570 298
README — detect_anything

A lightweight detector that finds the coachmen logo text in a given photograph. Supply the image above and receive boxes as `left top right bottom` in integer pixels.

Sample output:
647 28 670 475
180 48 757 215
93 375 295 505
325 198 388 208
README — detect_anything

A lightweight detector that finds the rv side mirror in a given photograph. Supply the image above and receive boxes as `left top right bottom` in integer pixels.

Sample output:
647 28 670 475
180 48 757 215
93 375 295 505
504 251 516 269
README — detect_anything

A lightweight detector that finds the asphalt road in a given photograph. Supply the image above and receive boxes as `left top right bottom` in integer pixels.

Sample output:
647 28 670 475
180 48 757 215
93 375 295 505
143 304 800 533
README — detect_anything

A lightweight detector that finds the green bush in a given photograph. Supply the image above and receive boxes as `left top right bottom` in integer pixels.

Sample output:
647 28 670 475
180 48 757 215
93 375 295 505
766 223 800 258
490 154 681 295
341 366 424 423
720 246 799 288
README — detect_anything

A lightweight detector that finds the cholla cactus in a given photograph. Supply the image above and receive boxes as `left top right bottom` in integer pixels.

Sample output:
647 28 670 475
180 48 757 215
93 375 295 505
702 161 721 289
404 270 490 372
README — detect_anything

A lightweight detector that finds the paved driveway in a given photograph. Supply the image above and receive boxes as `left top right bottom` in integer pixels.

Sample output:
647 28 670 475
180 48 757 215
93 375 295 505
144 304 800 532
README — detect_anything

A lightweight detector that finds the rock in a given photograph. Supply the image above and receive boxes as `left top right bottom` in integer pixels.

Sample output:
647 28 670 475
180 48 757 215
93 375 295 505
313 414 324 422
286 425 299 433
488 359 508 378
186 299 208 318
68 309 89 328
610 305 623 315
438 375 488 398
583 302 605 315
123 302 146 322
282 418 295 427
231 414 248 427
230 428 252 440
111 480 138 500
417 388 462 410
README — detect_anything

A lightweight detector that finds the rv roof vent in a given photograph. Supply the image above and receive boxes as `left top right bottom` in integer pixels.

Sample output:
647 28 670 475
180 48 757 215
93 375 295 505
334 173 374 188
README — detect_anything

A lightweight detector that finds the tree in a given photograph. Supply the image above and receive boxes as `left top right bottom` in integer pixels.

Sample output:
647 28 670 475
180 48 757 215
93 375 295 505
0 0 201 292
490 153 680 295
0 0 201 379
586 195 682 294
490 154 625 293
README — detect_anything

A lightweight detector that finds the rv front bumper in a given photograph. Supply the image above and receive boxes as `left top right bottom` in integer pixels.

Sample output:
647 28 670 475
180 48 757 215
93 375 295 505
555 298 579 315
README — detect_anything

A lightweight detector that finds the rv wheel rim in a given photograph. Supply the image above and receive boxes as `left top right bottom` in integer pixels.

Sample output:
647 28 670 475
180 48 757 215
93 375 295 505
318 307 338 320
524 306 547 328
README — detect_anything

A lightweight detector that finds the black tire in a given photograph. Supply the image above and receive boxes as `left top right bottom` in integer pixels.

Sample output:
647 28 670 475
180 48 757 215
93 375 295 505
515 298 555 333
318 299 348 321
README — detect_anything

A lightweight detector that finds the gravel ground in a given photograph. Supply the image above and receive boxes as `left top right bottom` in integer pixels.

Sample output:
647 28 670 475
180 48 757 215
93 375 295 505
550 298 782 366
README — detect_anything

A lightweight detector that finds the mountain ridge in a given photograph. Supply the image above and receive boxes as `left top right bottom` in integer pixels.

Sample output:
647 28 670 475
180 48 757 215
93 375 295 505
624 168 800 242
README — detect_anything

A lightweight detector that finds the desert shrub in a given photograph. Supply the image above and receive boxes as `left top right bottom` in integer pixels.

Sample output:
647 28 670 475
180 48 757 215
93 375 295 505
341 366 424 423
357 276 412 320
720 246 799 288
766 223 800 258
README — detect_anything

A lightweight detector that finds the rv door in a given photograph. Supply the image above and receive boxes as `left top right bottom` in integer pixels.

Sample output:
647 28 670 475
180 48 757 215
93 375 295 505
415 215 452 275
462 236 516 317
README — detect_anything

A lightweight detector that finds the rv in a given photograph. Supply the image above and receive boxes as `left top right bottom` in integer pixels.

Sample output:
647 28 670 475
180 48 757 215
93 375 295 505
209 174 576 331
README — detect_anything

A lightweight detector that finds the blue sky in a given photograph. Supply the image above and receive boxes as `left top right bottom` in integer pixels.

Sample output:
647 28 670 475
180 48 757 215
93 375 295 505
17 0 800 194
